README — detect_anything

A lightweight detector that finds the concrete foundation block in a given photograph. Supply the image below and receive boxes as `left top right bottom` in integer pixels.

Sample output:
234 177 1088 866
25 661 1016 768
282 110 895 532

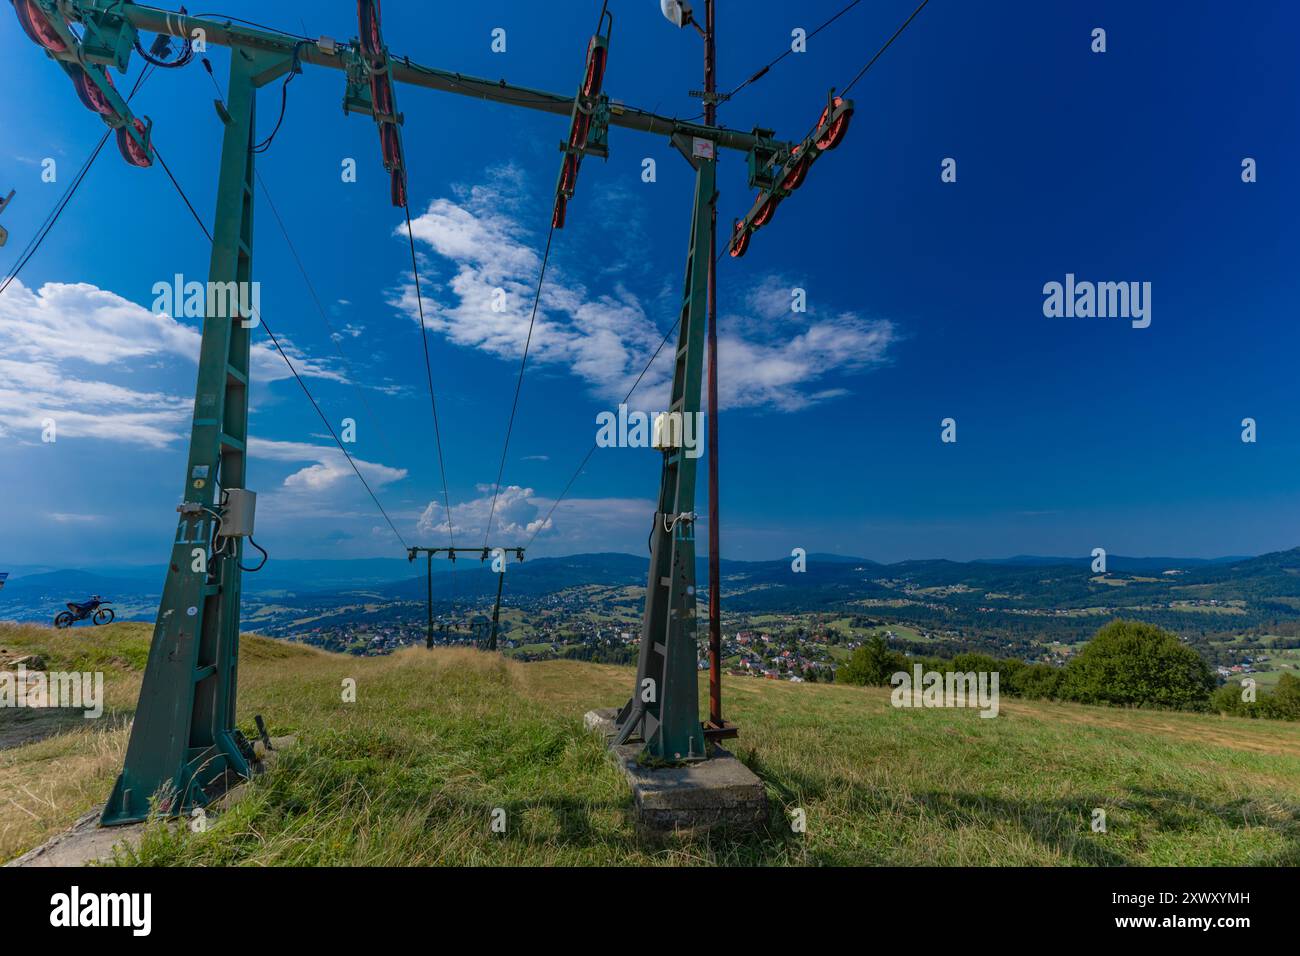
584 707 768 832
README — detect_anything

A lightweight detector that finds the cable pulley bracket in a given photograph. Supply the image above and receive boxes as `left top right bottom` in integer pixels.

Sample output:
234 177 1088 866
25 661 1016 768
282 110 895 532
12 0 153 166
729 92 854 258
551 17 613 229
344 0 407 206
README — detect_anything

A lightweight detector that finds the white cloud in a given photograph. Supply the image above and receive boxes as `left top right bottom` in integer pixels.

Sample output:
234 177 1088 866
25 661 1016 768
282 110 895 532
47 512 103 524
416 483 654 554
329 322 364 343
390 168 896 415
717 309 895 411
1 280 197 365
0 283 408 550
525 494 654 549
0 355 192 445
249 437 407 493
417 483 550 540
0 279 345 447
243 439 410 547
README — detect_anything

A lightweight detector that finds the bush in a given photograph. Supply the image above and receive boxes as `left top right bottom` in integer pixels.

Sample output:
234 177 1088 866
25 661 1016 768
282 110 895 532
1263 673 1300 720
1060 619 1214 709
1210 682 1248 716
950 653 1004 675
1007 663 1064 700
1206 673 1300 722
837 635 907 687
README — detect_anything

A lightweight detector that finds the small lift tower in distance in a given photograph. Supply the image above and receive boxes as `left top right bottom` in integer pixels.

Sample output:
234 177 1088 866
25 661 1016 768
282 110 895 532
407 547 524 651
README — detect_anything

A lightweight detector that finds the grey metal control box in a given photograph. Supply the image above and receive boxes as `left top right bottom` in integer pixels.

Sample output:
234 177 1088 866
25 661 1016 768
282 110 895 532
222 488 257 537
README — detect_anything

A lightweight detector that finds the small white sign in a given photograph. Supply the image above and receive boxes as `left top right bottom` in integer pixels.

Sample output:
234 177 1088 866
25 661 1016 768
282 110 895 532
692 137 715 160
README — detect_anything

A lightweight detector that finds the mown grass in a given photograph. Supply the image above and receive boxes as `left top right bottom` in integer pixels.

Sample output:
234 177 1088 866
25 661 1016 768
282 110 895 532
2 621 1299 865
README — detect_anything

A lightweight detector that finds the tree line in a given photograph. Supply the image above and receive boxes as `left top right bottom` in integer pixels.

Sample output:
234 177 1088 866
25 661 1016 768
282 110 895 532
835 618 1300 721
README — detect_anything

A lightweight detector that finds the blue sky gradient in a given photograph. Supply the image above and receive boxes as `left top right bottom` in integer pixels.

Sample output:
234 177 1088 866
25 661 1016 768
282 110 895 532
1 0 1297 567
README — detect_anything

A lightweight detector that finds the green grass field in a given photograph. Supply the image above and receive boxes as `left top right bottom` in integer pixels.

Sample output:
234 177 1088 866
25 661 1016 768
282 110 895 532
3 621 1299 866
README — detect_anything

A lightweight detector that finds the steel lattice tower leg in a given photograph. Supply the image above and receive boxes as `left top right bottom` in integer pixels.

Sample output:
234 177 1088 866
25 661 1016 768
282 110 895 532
613 143 715 760
102 48 293 825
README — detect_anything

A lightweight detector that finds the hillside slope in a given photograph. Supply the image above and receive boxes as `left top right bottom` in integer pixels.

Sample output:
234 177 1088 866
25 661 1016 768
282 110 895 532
2 622 1298 865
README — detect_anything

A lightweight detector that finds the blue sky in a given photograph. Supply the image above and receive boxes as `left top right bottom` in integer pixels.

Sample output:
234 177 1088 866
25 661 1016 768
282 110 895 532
1 0 1297 568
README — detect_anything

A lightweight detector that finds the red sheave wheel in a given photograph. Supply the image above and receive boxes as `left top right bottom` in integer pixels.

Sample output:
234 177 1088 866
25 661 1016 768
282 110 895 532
752 195 779 229
729 222 750 258
116 119 152 167
15 0 66 53
370 72 394 118
380 122 400 169
582 40 607 99
569 112 591 150
559 154 578 195
72 66 117 118
358 0 383 61
815 97 852 151
780 153 809 192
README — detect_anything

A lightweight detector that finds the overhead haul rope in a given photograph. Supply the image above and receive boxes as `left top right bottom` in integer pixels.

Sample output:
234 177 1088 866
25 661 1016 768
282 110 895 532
257 173 406 467
711 0 932 269
724 0 866 102
152 142 410 550
677 0 867 122
198 57 406 481
483 220 557 546
198 57 449 596
194 11 313 42
739 0 932 160
400 204 459 585
533 0 933 544
840 0 931 96
526 311 682 550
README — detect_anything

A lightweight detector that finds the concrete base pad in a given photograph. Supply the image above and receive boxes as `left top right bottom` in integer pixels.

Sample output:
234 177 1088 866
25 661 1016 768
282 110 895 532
6 735 295 867
584 708 767 832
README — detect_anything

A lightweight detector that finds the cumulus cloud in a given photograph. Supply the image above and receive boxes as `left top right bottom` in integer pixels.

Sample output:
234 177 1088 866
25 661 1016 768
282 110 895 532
417 483 551 540
390 167 896 415
0 279 344 447
0 355 193 445
250 437 406 493
416 482 654 553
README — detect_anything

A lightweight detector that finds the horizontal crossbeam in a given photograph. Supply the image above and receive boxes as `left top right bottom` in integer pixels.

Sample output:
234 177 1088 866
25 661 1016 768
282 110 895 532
407 546 525 562
114 3 788 154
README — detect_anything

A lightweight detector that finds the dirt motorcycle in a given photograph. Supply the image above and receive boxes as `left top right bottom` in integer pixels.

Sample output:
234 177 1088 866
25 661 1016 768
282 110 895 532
53 596 114 629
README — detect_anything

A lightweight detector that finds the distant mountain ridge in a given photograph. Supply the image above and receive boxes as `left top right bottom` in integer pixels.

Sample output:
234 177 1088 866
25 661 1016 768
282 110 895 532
3 548 1292 605
973 554 1251 570
5 548 1298 642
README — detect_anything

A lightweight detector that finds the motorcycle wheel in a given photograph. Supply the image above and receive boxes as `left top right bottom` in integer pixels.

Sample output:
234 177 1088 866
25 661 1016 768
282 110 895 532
93 608 115 626
54 611 74 629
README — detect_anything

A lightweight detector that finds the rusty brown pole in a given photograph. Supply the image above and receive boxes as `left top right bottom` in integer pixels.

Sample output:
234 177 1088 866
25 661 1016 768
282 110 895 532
704 0 723 731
